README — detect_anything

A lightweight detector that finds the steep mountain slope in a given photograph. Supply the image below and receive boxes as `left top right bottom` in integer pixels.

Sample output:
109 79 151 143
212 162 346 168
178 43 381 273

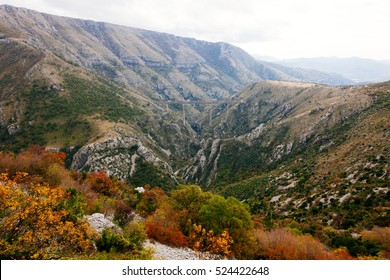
0 22 198 190
181 81 389 227
0 4 351 105
182 81 370 185
0 5 354 186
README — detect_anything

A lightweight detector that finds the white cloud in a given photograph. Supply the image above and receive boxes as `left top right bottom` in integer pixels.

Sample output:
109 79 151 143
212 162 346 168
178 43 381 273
1 0 389 59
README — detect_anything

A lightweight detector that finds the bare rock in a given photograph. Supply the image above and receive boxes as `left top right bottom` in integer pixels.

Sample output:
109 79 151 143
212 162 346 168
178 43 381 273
71 135 174 181
7 123 20 135
84 213 117 233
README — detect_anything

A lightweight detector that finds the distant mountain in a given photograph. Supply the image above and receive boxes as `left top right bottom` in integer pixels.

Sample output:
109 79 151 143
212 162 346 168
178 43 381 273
262 61 355 86
251 54 279 62
277 57 390 84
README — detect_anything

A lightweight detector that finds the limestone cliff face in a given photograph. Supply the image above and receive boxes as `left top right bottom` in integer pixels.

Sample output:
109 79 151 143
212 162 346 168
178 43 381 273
71 133 175 182
180 138 222 186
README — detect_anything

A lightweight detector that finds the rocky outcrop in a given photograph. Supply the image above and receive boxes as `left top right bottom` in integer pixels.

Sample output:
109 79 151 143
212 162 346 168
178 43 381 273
84 213 117 233
0 107 7 128
180 138 222 186
71 135 174 181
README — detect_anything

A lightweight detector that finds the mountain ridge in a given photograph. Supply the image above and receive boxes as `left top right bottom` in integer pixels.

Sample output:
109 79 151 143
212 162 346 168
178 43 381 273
276 56 390 84
0 4 353 97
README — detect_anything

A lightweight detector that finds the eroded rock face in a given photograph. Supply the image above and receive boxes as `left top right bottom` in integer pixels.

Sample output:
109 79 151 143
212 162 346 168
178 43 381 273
71 135 174 181
180 138 221 186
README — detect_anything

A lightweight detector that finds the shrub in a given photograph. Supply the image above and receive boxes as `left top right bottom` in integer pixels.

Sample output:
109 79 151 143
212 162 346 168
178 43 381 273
136 187 167 217
145 203 188 247
63 188 86 222
85 170 119 197
114 200 134 227
199 194 255 259
44 163 64 186
0 147 68 185
331 235 381 257
170 185 212 234
361 226 390 258
199 195 253 236
146 222 188 247
189 224 233 258
95 229 134 253
254 228 349 260
0 173 97 259
89 196 117 217
123 221 148 249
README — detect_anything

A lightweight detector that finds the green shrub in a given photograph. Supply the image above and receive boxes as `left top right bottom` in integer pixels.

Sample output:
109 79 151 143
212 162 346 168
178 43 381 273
123 221 148 249
331 235 381 257
64 188 86 222
95 229 134 253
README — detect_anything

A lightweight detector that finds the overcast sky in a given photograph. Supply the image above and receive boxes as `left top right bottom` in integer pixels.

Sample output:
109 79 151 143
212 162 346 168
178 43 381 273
1 0 390 60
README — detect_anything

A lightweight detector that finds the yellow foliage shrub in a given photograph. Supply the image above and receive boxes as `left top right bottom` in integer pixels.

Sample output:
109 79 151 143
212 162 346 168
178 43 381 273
0 173 97 259
189 224 233 258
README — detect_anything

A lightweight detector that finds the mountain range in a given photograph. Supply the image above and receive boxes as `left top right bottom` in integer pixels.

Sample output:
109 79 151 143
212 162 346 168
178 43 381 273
275 57 390 84
0 5 388 228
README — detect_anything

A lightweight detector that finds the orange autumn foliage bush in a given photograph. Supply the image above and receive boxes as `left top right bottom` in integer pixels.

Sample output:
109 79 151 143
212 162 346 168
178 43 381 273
0 148 100 210
0 173 97 259
85 170 119 197
0 146 68 186
189 224 233 258
332 247 355 260
254 228 353 260
145 203 188 247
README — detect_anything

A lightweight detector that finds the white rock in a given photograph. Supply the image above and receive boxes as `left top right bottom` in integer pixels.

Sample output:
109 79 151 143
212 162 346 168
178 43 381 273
84 213 117 233
7 123 20 135
270 195 282 203
144 240 220 260
135 187 145 193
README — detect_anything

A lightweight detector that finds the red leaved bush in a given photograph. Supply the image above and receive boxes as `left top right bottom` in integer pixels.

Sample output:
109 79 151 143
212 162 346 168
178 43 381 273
145 203 188 247
85 170 119 197
114 200 134 227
